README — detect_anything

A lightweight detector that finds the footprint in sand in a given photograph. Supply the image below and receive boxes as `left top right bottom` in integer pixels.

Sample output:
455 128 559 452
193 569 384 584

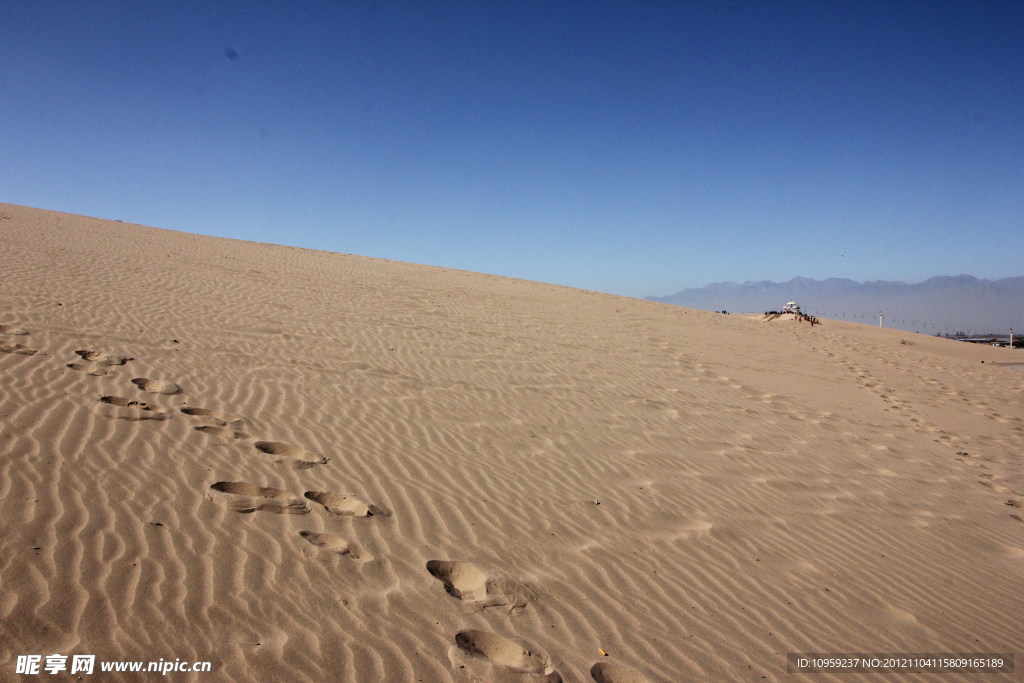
131 377 182 395
66 362 108 376
75 349 133 365
0 343 38 355
298 531 372 561
305 490 391 518
181 407 243 422
255 441 327 468
196 424 251 439
428 560 489 600
590 662 650 683
97 395 169 421
0 324 30 335
979 480 1017 495
208 481 310 514
181 407 249 438
68 349 133 374
451 630 560 680
426 560 534 612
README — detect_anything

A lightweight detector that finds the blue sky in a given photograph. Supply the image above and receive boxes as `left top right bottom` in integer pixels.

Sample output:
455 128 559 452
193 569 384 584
3 1 1021 298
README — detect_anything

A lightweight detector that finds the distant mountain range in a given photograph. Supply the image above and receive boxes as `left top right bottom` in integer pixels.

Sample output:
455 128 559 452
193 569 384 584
647 275 1024 334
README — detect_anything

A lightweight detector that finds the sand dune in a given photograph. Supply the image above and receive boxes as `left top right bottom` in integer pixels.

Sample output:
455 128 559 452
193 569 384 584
1 202 1021 681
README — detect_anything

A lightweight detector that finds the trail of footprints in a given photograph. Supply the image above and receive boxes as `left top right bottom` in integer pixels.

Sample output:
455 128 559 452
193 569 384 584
5 322 649 681
819 338 1024 516
0 323 39 355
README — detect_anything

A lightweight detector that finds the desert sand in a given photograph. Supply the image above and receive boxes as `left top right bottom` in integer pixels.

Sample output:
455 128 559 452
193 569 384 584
1 202 1021 681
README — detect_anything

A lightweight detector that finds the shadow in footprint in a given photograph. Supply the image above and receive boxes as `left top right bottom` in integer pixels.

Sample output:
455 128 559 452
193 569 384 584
452 630 560 680
427 560 534 613
305 491 391 518
132 377 182 395
0 325 30 335
97 396 168 421
299 531 372 561
208 482 310 514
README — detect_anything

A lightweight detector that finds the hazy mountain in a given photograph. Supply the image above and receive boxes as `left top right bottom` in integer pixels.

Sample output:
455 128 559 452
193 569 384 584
647 275 1024 335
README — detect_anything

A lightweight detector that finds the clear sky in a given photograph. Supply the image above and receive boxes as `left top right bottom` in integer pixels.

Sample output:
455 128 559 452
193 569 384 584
3 1 1021 298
